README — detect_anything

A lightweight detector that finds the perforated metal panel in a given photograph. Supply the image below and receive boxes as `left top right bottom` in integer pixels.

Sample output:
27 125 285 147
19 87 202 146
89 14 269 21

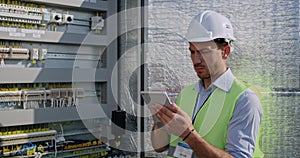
145 0 300 157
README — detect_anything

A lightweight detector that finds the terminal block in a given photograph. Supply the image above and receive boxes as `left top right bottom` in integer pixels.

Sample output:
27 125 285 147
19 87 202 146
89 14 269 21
0 48 29 59
30 48 39 60
39 49 47 60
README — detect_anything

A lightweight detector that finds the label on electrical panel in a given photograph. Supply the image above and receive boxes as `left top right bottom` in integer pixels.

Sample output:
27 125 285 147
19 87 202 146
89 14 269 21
7 28 17 32
21 29 32 34
0 27 8 32
21 29 43 34
9 32 25 37
33 34 41 38
37 30 45 34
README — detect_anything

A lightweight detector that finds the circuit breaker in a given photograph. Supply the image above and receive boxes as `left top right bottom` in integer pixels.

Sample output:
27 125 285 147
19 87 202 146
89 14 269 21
0 0 119 157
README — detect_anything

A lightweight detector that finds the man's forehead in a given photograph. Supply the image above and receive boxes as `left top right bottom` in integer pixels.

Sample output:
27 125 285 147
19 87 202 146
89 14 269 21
189 41 217 49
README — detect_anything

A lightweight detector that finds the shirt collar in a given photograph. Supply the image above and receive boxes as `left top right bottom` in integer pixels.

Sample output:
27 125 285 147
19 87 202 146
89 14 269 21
194 68 235 92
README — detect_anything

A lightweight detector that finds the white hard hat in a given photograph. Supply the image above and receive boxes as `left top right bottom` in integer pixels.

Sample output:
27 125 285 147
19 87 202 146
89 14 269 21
186 10 236 42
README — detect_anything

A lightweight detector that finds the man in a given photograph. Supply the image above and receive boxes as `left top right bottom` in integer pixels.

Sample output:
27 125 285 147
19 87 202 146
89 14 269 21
151 10 263 158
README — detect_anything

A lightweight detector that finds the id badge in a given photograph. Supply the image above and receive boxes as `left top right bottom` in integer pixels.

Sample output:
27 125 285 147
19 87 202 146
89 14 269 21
173 142 193 158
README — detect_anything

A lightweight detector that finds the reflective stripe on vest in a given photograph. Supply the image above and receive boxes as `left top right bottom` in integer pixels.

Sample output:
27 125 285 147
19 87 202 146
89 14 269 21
167 79 263 158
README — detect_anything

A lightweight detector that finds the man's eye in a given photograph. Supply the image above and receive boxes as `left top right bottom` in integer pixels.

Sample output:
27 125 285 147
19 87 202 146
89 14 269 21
200 50 210 54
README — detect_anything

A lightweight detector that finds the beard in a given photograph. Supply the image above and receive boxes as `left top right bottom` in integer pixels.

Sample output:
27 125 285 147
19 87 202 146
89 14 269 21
194 63 211 80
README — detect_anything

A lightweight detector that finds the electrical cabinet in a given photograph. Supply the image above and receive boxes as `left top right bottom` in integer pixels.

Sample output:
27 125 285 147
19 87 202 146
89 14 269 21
0 0 122 157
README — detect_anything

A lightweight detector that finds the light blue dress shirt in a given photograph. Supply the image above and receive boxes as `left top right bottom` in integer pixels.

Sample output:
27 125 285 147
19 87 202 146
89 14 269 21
192 68 262 158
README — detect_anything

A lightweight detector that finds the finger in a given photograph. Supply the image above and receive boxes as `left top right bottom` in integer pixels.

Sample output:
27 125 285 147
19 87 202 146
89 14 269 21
159 105 176 118
155 110 173 125
154 111 165 125
152 104 174 118
151 104 164 114
171 103 188 116
170 102 179 113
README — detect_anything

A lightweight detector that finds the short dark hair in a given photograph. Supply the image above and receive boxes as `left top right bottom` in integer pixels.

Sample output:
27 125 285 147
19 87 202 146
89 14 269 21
213 38 229 49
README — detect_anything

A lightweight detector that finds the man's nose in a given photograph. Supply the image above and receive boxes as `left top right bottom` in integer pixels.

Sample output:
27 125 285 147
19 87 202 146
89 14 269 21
194 52 202 63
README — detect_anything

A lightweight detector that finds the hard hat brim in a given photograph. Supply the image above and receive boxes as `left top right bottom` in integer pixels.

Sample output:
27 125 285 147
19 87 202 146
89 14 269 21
185 36 236 43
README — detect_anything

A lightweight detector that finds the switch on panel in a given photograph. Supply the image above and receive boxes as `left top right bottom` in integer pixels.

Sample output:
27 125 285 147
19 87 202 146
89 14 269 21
62 14 73 24
91 16 104 31
50 13 62 23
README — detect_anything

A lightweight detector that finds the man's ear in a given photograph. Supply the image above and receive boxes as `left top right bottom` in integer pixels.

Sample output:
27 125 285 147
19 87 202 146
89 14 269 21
222 45 231 59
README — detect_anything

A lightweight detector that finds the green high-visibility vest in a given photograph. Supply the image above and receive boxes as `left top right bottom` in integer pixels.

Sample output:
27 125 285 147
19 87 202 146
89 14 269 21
167 79 263 158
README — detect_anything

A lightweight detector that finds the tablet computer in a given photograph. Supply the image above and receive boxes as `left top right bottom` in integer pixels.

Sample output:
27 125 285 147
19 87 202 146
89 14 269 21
141 91 172 109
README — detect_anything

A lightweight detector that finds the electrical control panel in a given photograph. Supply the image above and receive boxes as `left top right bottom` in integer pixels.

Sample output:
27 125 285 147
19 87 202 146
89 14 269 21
0 0 121 157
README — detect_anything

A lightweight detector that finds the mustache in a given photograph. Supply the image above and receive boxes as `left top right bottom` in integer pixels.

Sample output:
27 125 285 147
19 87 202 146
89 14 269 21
194 63 205 68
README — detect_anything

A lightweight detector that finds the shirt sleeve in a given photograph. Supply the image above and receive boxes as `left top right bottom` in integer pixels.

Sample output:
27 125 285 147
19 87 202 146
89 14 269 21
225 89 262 158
